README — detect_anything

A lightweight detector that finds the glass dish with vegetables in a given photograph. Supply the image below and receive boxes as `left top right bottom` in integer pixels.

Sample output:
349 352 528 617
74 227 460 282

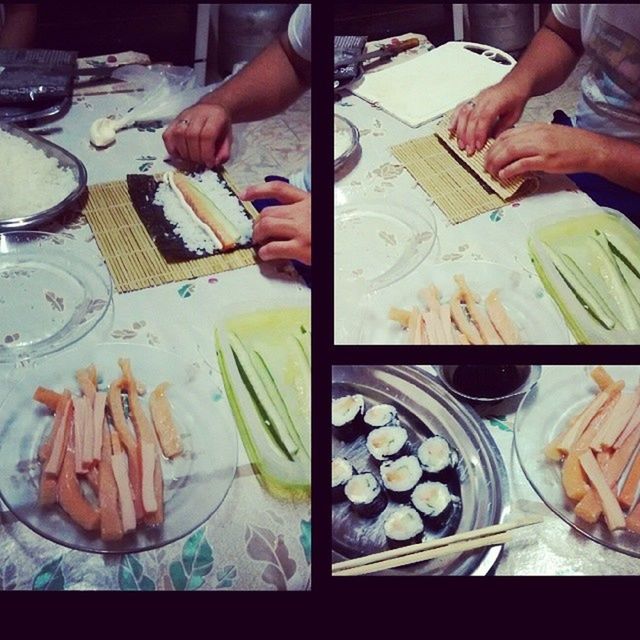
529 208 640 344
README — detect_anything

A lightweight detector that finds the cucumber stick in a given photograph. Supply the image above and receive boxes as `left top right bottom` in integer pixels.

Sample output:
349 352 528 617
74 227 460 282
589 234 638 331
228 333 299 460
545 244 616 329
618 258 640 308
603 231 640 279
250 348 308 458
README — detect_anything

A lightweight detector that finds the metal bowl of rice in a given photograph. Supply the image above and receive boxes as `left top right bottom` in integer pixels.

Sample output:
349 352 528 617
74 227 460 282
0 122 87 230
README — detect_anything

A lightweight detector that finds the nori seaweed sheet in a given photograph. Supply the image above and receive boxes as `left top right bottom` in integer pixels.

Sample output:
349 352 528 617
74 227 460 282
126 173 253 263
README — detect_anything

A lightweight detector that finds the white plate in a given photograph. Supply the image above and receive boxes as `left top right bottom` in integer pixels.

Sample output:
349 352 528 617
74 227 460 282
356 260 571 345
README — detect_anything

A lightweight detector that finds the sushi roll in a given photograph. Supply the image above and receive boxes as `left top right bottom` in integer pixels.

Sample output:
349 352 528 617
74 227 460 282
363 403 399 432
366 426 409 463
344 472 388 517
332 457 355 502
411 481 457 529
380 455 423 502
417 435 459 481
332 394 365 442
384 506 425 548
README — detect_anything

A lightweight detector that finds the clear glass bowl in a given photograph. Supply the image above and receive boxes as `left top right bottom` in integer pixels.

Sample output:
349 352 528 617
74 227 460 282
0 342 237 553
0 232 113 365
334 113 359 171
514 364 640 558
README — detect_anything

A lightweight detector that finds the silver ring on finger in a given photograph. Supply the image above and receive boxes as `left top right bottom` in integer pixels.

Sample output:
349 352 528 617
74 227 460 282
466 100 476 109
179 119 190 126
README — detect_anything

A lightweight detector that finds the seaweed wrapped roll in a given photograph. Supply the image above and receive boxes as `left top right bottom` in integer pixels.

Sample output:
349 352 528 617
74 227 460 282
417 435 459 481
364 404 399 432
332 394 365 441
344 472 387 517
366 426 408 462
332 457 355 502
411 481 457 528
380 455 423 502
384 506 424 548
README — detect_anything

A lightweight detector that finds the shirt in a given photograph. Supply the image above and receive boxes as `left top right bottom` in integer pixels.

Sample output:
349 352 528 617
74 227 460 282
553 4 640 142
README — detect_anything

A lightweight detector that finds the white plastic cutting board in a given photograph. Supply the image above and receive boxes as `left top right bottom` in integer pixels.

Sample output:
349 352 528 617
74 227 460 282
352 41 515 128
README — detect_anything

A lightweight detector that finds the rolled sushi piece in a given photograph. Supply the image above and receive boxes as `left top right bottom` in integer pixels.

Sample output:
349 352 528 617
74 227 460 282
332 457 355 502
366 426 409 463
411 481 457 529
332 394 365 442
344 472 388 517
384 506 425 548
364 403 399 432
380 455 423 502
417 435 459 481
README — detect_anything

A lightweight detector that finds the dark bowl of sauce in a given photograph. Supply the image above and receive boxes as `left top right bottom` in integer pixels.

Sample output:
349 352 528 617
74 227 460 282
435 365 541 416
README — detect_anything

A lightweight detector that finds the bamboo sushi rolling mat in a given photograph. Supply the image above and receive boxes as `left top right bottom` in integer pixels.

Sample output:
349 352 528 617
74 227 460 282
392 118 539 224
83 176 259 293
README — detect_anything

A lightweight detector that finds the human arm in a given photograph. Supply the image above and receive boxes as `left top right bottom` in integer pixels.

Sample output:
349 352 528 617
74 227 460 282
484 123 640 194
0 4 37 48
163 31 311 167
451 12 584 154
244 182 311 265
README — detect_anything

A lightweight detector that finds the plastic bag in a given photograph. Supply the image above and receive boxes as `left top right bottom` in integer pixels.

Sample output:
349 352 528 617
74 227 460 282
111 64 216 125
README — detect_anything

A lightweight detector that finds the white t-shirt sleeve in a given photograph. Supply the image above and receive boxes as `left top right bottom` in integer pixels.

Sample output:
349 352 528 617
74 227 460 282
552 4 582 29
288 4 311 61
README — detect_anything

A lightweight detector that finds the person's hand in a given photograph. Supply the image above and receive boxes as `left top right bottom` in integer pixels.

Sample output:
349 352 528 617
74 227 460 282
162 103 232 168
484 123 602 181
243 182 311 266
449 79 530 155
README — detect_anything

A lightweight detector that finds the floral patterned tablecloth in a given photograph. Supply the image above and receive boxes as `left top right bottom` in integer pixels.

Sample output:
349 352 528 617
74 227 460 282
334 38 597 344
0 88 311 590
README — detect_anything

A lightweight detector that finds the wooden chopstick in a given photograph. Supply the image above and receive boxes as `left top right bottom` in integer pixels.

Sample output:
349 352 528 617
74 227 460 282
333 532 512 576
332 515 543 576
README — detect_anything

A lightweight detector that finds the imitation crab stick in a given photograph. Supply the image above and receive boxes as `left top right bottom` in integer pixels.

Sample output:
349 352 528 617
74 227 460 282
591 390 640 451
557 380 624 454
33 386 63 413
76 367 97 404
618 450 640 510
615 401 640 449
58 436 100 531
388 307 410 327
149 383 184 459
562 452 590 501
423 312 437 345
575 423 640 523
119 359 157 514
439 304 455 344
44 392 72 477
110 433 136 533
38 391 71 463
454 275 503 345
572 395 619 454
420 285 445 344
485 289 520 345
72 396 86 474
92 391 107 465
144 446 165 527
591 366 614 391
98 421 123 541
407 307 420 344
579 449 626 531
450 291 483 345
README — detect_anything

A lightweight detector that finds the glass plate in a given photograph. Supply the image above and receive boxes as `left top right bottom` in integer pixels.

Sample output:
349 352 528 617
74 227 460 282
0 232 113 365
357 260 570 345
332 365 509 576
514 365 640 558
0 342 237 553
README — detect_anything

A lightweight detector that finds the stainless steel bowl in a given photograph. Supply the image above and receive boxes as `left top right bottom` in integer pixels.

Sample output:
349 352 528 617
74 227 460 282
0 122 87 230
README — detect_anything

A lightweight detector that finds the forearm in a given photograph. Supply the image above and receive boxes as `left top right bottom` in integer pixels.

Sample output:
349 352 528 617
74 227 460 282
590 135 640 193
501 16 582 99
200 34 309 123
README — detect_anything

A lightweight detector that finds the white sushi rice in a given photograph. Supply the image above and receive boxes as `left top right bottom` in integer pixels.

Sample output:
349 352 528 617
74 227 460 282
417 436 458 473
345 473 381 504
380 455 422 492
190 172 253 243
384 506 424 541
153 181 220 255
366 425 408 461
0 129 77 219
332 457 354 488
411 481 453 517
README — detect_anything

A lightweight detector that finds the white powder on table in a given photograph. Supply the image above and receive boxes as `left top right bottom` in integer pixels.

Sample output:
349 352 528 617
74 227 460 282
0 130 77 220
